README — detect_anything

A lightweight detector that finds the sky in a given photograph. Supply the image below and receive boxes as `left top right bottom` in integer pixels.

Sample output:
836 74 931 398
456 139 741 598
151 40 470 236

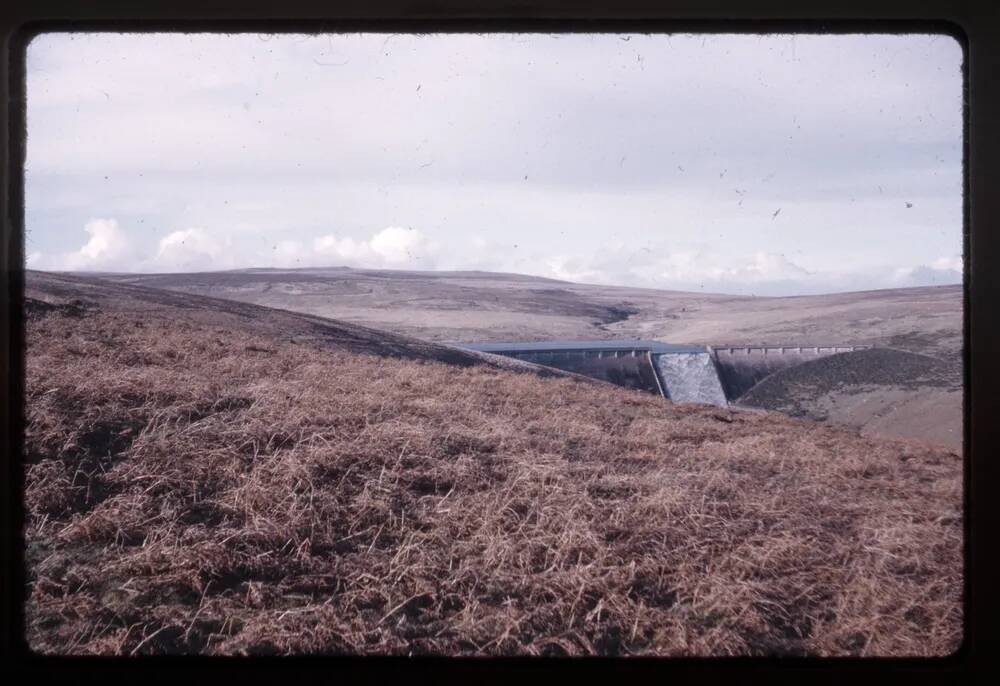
24 32 963 295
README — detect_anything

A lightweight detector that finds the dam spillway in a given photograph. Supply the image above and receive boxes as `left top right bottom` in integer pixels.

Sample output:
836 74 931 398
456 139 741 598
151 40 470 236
653 350 729 406
456 340 872 408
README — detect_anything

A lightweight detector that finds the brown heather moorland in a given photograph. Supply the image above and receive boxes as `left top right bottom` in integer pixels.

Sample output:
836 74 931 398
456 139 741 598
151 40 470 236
107 267 964 448
23 272 962 656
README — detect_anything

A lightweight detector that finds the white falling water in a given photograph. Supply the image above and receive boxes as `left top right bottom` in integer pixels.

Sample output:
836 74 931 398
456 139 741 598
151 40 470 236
653 352 728 407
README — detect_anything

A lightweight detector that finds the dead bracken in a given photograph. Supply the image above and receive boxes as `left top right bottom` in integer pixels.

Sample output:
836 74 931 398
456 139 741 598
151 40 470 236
23 272 962 656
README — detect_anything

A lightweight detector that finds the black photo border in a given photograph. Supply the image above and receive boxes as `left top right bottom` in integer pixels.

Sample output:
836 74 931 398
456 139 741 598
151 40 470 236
2 1 996 682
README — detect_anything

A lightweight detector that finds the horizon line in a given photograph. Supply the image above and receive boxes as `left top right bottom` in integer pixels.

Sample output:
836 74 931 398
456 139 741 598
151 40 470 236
25 265 964 300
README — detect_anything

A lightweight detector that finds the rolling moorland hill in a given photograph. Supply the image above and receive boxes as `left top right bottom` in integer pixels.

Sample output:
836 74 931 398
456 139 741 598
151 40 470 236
22 271 961 656
105 267 963 359
103 267 963 451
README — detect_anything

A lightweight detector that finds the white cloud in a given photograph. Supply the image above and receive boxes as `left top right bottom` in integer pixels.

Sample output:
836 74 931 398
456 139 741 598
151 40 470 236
545 255 603 283
266 235 369 268
889 255 963 287
70 218 132 268
313 234 372 262
142 228 233 272
369 226 430 264
30 218 136 271
727 252 811 282
272 239 309 267
23 214 962 296
528 246 962 295
932 255 963 272
539 248 812 292
649 250 709 283
272 226 438 269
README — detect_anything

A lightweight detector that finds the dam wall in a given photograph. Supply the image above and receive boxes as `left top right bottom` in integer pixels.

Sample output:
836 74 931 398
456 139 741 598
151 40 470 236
456 341 705 398
501 348 665 396
456 340 871 409
710 346 870 401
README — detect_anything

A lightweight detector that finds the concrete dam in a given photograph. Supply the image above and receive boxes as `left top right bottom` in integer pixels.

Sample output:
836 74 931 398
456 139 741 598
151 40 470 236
457 340 870 407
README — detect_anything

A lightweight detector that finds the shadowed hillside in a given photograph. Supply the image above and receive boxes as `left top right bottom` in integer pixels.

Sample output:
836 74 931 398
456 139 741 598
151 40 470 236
737 348 963 451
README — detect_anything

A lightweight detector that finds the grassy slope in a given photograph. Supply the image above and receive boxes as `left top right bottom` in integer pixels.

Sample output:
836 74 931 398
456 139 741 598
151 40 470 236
23 273 962 656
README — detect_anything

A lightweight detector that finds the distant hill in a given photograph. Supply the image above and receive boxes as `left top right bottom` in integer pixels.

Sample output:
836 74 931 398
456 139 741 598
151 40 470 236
97 266 962 359
84 266 963 450
25 271 582 378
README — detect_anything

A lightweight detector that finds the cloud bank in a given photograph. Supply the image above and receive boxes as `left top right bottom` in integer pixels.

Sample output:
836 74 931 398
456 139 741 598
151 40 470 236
24 32 963 295
274 227 439 269
30 218 136 272
28 216 961 296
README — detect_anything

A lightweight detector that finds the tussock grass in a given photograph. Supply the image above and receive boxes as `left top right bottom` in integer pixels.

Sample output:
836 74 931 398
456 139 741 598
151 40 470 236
23 275 962 656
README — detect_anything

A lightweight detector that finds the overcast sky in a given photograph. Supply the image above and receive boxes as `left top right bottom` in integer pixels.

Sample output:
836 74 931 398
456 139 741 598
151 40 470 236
25 32 962 295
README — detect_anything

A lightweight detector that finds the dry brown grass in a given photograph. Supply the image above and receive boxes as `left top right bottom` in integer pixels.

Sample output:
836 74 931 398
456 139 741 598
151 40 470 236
22 274 963 656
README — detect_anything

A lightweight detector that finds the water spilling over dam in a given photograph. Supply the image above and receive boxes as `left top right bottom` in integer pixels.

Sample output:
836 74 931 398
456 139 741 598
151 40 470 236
653 351 729 406
456 340 871 407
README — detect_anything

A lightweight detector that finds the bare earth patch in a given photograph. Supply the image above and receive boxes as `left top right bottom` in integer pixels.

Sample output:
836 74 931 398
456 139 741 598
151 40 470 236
23 272 962 656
